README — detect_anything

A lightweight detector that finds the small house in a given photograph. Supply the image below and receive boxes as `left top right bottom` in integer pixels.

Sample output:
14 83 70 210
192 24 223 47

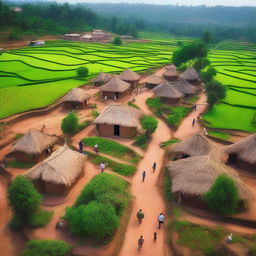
93 104 143 138
29 40 45 46
172 79 198 97
93 72 111 86
100 77 131 99
24 145 85 196
163 65 178 82
179 67 200 85
92 30 111 40
144 74 162 89
10 129 58 163
224 134 256 172
81 34 93 42
63 33 81 41
119 69 141 88
153 81 184 104
63 88 91 109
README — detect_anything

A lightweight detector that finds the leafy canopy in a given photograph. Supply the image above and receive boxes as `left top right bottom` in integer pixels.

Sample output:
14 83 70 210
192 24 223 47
61 111 79 135
112 36 122 45
200 67 217 83
77 66 89 77
140 115 158 135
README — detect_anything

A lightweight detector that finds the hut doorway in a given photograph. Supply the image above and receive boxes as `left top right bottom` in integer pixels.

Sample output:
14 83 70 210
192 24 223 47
228 153 237 164
115 92 119 99
114 125 120 136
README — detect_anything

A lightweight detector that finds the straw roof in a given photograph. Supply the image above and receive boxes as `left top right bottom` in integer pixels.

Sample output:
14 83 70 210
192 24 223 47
100 77 130 92
144 74 162 85
119 69 140 81
179 67 200 81
163 65 178 78
170 133 211 156
93 104 143 128
224 134 256 164
25 145 85 186
172 80 197 95
63 88 91 103
153 81 184 98
167 155 254 200
93 72 111 83
12 129 58 155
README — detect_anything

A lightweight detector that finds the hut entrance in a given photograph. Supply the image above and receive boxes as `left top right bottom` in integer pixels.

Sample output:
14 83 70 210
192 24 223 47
228 153 237 164
115 92 119 99
114 125 120 136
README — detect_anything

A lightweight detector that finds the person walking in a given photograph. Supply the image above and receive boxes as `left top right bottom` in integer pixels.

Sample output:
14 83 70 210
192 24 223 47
79 140 84 153
153 232 157 242
94 144 99 154
193 104 197 111
152 162 157 172
142 171 146 182
138 236 144 251
192 118 196 127
100 162 105 172
136 209 145 224
158 213 165 229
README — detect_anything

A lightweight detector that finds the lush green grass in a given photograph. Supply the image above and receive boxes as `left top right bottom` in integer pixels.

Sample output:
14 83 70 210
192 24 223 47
160 138 180 148
7 161 34 169
208 131 231 141
83 137 141 164
29 209 53 227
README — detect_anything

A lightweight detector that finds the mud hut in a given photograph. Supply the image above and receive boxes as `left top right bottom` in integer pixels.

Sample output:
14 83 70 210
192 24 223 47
10 129 58 163
153 81 184 104
100 77 131 99
93 72 111 86
170 133 211 160
93 104 143 138
167 155 254 207
172 79 198 97
163 65 178 82
24 145 85 196
63 88 91 109
119 69 141 88
144 75 162 89
179 67 200 85
224 134 256 172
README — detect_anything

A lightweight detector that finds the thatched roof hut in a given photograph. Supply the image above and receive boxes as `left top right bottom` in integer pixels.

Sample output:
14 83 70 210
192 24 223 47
93 72 111 85
163 65 178 81
167 155 254 201
25 145 85 196
119 69 140 87
144 75 162 88
170 133 211 159
93 104 143 138
179 68 200 84
224 134 256 171
63 88 91 109
172 79 197 96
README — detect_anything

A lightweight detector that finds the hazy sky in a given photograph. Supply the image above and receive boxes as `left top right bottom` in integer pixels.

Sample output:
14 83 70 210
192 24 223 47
68 0 256 6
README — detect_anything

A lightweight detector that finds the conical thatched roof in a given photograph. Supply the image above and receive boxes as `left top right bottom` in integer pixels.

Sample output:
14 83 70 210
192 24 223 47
144 74 162 85
119 69 140 81
25 145 85 186
179 67 199 81
224 134 256 164
12 129 58 155
172 80 197 95
163 65 178 78
93 104 143 128
63 88 91 103
153 82 184 98
100 77 130 92
170 133 211 156
167 155 254 200
93 72 111 83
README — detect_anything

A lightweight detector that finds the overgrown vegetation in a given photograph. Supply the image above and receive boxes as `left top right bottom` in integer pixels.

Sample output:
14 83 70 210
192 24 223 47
112 36 122 45
208 131 230 141
77 66 89 77
128 101 140 109
160 138 180 148
140 115 158 136
6 161 34 169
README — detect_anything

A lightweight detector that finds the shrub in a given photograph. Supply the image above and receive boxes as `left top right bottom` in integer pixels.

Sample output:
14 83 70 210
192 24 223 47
112 36 122 45
140 115 158 135
77 66 89 77
160 138 180 148
61 112 79 135
91 110 99 118
203 174 239 215
29 209 53 227
7 176 42 228
206 80 226 109
146 97 163 109
166 106 191 128
128 101 140 109
134 134 149 149
22 239 71 256
193 57 210 71
200 67 217 83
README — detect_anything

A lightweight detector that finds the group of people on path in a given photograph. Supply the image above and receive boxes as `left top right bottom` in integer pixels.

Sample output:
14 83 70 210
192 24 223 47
142 162 157 182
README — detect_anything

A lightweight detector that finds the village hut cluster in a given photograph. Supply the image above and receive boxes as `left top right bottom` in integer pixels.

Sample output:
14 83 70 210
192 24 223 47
63 30 112 42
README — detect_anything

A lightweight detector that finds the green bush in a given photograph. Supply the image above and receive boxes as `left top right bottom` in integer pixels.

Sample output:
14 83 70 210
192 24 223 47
112 36 122 45
77 66 89 77
200 67 217 83
193 57 210 71
134 134 149 149
167 106 191 128
140 115 158 135
6 161 34 169
160 138 180 148
22 239 71 256
203 174 239 215
128 101 140 109
61 111 79 135
29 209 53 227
206 80 226 109
146 97 163 109
91 110 99 118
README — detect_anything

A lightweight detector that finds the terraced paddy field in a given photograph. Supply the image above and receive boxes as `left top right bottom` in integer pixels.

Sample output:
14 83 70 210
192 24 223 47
0 39 181 119
204 41 256 132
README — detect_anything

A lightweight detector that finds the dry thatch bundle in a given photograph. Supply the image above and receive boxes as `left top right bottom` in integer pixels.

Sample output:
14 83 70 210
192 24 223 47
167 155 254 200
119 69 141 81
179 67 199 81
224 134 256 164
145 74 162 85
100 77 130 92
170 133 211 156
153 81 184 98
12 129 58 155
172 80 197 95
93 104 143 128
25 145 85 186
163 65 178 78
63 88 91 103
93 72 111 83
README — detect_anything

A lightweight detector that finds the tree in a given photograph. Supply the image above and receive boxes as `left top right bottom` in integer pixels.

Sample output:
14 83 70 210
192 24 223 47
193 57 210 72
7 176 42 228
203 174 239 215
77 67 89 77
61 111 79 135
140 115 158 136
200 67 217 83
112 36 122 45
205 80 226 109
